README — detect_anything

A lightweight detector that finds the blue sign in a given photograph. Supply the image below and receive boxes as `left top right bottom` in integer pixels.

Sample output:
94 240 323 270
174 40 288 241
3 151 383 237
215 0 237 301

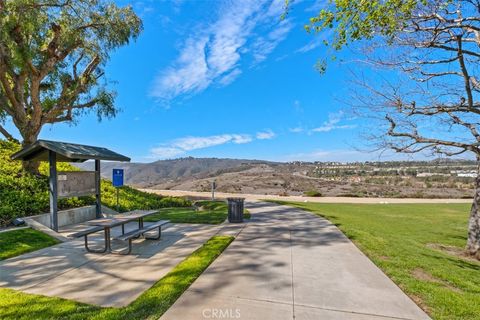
112 169 124 187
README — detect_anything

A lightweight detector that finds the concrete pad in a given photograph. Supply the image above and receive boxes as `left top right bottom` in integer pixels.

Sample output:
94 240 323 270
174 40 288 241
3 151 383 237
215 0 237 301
294 305 399 320
25 218 69 242
162 289 293 320
186 269 293 305
0 222 223 307
290 228 429 319
215 223 245 237
160 201 431 320
178 232 293 305
0 240 102 290
24 250 188 306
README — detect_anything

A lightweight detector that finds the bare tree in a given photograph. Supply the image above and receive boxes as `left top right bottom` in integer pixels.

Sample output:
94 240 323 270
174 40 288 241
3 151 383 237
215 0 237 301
306 0 480 258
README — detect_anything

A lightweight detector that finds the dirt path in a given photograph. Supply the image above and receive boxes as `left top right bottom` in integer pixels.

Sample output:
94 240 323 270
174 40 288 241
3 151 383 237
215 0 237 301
141 189 472 204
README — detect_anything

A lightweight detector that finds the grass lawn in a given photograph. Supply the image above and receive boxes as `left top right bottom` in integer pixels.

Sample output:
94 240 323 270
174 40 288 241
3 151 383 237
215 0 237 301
0 228 59 260
273 201 480 320
144 200 250 224
0 235 234 320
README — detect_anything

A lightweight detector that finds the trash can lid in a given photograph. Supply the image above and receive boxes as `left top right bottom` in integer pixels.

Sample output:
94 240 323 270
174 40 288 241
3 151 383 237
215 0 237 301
227 197 245 201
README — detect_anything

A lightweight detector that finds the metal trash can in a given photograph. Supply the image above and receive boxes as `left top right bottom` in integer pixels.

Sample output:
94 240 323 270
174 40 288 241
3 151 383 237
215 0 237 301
227 198 245 223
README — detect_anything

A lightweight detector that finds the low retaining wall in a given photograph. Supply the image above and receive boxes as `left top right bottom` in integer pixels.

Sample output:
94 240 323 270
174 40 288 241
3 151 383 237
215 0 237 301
27 205 117 229
29 205 97 229
23 205 118 242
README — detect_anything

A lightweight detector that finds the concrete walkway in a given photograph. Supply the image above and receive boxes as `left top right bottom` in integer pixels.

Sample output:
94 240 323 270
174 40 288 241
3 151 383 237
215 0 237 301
162 202 430 320
0 222 238 307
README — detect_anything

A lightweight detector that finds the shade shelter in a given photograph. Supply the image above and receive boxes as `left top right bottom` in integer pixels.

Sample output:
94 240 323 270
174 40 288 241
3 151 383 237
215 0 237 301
11 140 130 231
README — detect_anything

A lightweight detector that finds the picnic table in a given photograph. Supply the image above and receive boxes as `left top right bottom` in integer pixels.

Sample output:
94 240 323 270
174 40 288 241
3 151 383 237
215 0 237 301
72 210 169 254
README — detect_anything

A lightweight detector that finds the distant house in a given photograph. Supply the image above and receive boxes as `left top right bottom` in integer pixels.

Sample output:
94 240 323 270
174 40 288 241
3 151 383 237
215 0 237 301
451 170 477 178
416 172 450 177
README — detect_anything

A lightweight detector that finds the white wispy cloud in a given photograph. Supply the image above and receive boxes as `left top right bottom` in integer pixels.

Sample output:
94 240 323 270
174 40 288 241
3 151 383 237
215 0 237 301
311 111 356 133
256 130 276 140
218 68 243 86
252 20 292 64
150 0 293 102
296 30 333 53
174 134 252 151
312 124 357 133
149 146 186 159
289 126 304 133
151 37 210 101
265 0 286 17
296 37 323 53
148 131 276 159
305 0 327 13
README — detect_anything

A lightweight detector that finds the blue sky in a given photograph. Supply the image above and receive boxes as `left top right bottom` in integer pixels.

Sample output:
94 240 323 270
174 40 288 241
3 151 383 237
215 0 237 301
5 0 396 162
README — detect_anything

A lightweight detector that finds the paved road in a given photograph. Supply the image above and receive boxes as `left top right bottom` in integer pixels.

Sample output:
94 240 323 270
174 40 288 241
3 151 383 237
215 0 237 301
161 201 430 320
143 188 471 204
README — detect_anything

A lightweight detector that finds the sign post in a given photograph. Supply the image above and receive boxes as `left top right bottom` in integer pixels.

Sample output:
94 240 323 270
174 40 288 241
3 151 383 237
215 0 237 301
211 179 216 201
112 169 124 212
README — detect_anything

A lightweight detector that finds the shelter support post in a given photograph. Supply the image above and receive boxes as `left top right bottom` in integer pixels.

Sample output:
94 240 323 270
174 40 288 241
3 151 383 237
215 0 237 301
48 150 58 231
95 159 101 218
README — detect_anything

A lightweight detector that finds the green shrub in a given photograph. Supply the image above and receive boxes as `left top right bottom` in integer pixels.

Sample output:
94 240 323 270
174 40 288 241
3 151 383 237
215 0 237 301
0 139 191 226
303 190 323 197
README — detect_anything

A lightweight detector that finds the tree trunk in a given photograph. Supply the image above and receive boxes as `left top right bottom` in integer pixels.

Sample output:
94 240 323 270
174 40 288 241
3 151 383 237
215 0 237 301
466 160 480 259
20 129 40 175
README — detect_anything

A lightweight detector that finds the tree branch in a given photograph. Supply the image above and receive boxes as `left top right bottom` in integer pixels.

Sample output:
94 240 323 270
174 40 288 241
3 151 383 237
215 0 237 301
386 115 479 154
0 124 18 143
456 34 475 108
42 55 101 123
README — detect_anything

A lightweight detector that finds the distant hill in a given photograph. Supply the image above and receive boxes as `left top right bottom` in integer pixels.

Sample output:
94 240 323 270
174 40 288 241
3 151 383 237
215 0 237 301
75 157 476 198
74 157 278 187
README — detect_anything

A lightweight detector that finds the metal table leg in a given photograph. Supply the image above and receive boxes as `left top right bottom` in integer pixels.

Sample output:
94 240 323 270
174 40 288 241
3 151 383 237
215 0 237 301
133 218 144 239
84 228 108 253
145 225 162 240
110 239 133 255
106 227 112 252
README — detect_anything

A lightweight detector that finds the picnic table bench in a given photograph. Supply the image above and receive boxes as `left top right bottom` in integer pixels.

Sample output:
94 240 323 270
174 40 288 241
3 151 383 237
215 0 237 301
114 220 169 254
70 225 107 253
70 210 170 255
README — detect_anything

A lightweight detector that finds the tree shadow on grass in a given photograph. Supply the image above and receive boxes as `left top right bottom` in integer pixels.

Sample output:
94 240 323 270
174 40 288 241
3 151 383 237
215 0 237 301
421 251 480 272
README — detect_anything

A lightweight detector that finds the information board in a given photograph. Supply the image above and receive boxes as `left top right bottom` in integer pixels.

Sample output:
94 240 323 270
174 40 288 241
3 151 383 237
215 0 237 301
57 171 96 198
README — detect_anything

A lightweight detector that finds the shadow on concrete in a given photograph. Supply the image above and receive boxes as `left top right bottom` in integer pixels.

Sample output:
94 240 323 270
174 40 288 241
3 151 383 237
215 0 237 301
172 201 351 306
161 201 430 320
0 221 221 307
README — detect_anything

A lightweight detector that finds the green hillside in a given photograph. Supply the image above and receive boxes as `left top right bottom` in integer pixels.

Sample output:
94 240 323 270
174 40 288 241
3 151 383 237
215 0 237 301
0 139 190 226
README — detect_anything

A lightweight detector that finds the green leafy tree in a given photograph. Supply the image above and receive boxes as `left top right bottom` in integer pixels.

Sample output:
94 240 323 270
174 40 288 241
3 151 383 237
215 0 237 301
303 0 480 258
0 0 142 172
